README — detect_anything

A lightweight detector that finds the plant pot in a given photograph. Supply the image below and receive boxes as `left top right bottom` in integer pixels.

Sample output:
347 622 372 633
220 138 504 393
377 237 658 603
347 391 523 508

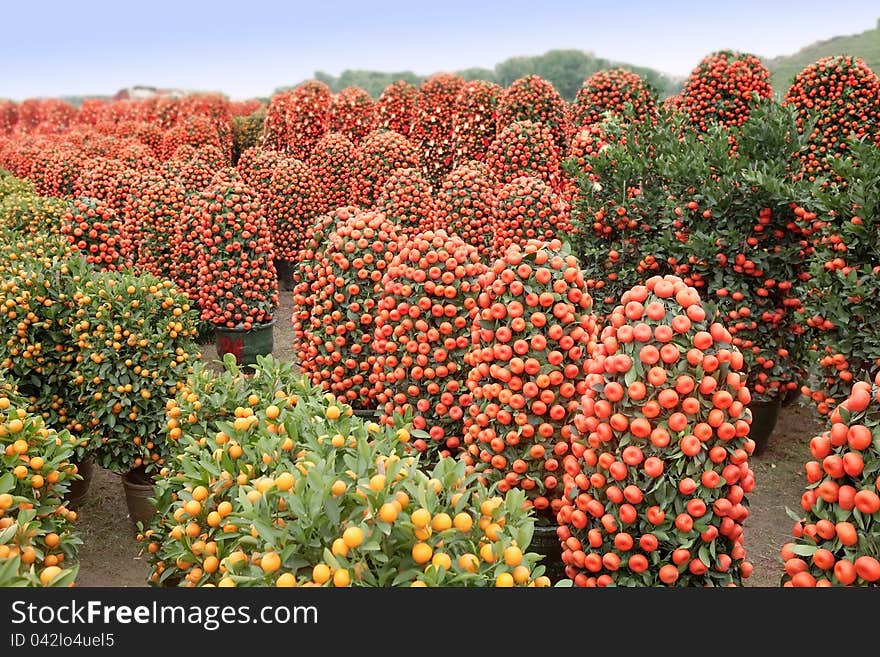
781 387 802 408
274 259 295 292
530 523 566 585
215 319 276 368
747 398 783 456
121 467 156 528
64 458 94 510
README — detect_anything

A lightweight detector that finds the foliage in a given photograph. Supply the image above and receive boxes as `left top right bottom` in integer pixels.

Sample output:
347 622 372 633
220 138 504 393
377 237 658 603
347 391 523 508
68 270 201 474
144 356 549 587
801 141 880 415
0 395 81 587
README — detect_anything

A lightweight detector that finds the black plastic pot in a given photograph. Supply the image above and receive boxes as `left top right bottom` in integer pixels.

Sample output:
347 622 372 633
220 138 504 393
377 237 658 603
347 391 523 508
748 398 783 456
215 319 276 368
274 259 295 292
530 523 566 584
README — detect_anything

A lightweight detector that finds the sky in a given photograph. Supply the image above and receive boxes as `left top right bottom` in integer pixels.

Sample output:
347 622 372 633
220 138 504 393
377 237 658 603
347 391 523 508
1 0 877 100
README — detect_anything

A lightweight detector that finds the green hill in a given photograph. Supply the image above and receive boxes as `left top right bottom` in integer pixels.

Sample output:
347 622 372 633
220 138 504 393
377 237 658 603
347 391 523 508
764 18 880 95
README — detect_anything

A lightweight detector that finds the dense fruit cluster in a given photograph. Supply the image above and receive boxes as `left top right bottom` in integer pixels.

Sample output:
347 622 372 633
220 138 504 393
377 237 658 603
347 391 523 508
374 167 437 237
783 56 880 178
681 51 773 131
372 230 486 462
486 120 562 189
130 177 188 281
572 68 658 128
195 170 278 329
496 75 568 149
561 275 755 586
462 239 597 517
352 129 419 208
60 197 128 271
782 375 880 586
375 81 419 137
413 73 465 187
298 211 403 407
0 397 80 588
262 81 332 159
329 87 376 145
435 164 496 256
308 132 356 211
490 175 570 258
451 80 501 166
265 157 327 261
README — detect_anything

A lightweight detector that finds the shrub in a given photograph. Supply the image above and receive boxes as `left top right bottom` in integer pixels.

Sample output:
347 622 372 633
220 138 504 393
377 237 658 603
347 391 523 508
496 75 568 149
0 189 66 235
131 177 188 281
262 80 332 160
486 120 562 190
159 115 224 161
413 73 465 187
560 275 755 586
291 206 358 367
681 51 773 132
232 108 266 165
491 176 570 258
307 132 356 211
352 129 419 208
372 230 486 464
0 396 81 587
297 210 403 408
781 374 880 586
375 81 419 138
462 239 597 521
374 167 437 237
801 142 880 416
237 147 283 201
435 164 496 256
265 157 327 262
783 56 880 180
0 236 85 445
329 87 377 145
60 197 129 272
143 357 548 587
73 156 136 214
194 169 278 329
165 145 222 195
68 270 201 474
572 68 658 128
451 80 501 166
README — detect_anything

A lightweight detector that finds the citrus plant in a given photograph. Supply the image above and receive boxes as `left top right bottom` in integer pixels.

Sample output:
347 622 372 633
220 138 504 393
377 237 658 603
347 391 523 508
372 230 486 464
561 275 756 586
195 168 279 330
462 239 598 521
0 390 81 587
144 356 549 587
68 270 201 474
782 373 880 586
435 163 496 257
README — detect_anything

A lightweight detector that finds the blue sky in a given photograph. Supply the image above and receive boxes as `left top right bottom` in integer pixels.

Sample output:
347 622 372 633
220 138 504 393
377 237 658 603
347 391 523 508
1 0 877 100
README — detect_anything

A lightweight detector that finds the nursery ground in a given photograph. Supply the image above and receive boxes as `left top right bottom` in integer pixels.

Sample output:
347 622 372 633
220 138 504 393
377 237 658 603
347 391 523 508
73 292 823 588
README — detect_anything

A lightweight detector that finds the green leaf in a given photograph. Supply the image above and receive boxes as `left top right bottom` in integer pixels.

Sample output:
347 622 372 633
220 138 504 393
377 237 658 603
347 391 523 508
787 544 817 557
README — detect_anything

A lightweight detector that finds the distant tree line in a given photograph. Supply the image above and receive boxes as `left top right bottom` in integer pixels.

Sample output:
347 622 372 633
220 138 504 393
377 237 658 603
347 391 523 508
281 49 685 100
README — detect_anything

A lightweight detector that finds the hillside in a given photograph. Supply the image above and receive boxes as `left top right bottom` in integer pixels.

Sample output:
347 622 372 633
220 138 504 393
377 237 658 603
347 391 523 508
764 18 880 95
